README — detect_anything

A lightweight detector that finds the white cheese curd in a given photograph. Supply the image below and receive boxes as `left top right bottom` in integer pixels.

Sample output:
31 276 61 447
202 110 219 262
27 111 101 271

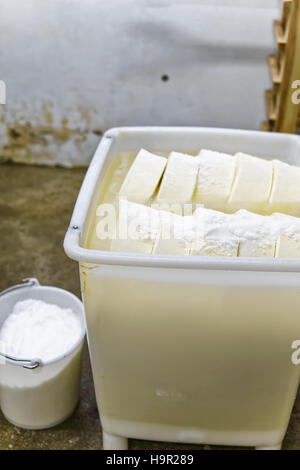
107 148 300 258
119 149 167 204
153 212 195 255
231 210 277 257
228 152 273 212
157 152 199 207
271 212 300 239
193 207 300 258
111 199 159 253
193 207 239 256
275 234 300 257
0 299 82 362
90 148 300 254
194 207 234 240
153 236 191 255
111 200 300 258
190 238 239 257
195 149 236 210
269 159 300 216
272 213 300 257
111 199 196 255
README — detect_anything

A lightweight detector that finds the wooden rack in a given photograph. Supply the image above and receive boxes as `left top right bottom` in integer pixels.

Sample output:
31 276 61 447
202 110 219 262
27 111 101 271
263 0 300 133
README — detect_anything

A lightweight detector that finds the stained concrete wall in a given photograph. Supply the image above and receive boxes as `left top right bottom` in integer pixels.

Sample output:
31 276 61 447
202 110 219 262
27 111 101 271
0 0 280 166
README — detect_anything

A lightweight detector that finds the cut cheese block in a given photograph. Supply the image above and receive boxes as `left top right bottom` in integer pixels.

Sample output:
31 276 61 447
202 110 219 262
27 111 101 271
232 210 276 257
192 207 238 256
111 200 158 254
157 152 198 206
228 152 273 212
193 207 233 240
275 234 300 258
160 212 195 240
110 237 154 254
195 149 236 210
109 197 300 258
119 148 167 203
272 212 300 257
238 239 275 257
153 236 190 255
190 238 238 257
271 212 300 234
269 160 300 216
153 212 195 255
122 199 160 238
111 200 196 255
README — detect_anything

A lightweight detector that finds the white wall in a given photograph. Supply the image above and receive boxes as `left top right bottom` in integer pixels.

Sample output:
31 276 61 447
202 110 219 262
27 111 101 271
0 0 280 166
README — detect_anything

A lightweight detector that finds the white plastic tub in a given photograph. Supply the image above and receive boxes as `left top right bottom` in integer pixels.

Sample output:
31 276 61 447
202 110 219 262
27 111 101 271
0 278 85 430
64 127 300 450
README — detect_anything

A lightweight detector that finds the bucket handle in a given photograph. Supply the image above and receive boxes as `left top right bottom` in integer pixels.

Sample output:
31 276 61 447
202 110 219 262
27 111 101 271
0 278 42 369
0 277 40 298
0 353 41 370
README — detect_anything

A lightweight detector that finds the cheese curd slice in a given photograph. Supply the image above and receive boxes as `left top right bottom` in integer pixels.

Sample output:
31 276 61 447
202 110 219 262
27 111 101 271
193 207 233 240
195 149 236 210
228 152 273 212
112 200 196 256
119 149 167 203
157 152 198 206
271 212 300 234
238 239 275 257
275 234 300 258
272 212 300 257
269 160 300 216
190 238 238 257
111 200 158 254
110 237 154 254
232 210 276 257
153 213 195 255
192 207 238 256
153 236 190 255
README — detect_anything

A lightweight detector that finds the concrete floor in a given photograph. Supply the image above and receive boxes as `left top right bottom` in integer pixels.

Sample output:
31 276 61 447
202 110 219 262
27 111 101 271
0 163 299 450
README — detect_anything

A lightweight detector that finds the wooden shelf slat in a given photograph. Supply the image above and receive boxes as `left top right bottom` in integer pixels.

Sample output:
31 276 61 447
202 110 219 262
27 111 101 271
263 0 300 133
262 121 273 132
266 89 277 121
275 20 289 45
281 0 292 29
275 42 287 76
269 55 281 84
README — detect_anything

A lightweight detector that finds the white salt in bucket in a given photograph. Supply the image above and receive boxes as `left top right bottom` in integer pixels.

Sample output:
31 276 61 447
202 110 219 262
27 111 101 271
0 278 85 430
